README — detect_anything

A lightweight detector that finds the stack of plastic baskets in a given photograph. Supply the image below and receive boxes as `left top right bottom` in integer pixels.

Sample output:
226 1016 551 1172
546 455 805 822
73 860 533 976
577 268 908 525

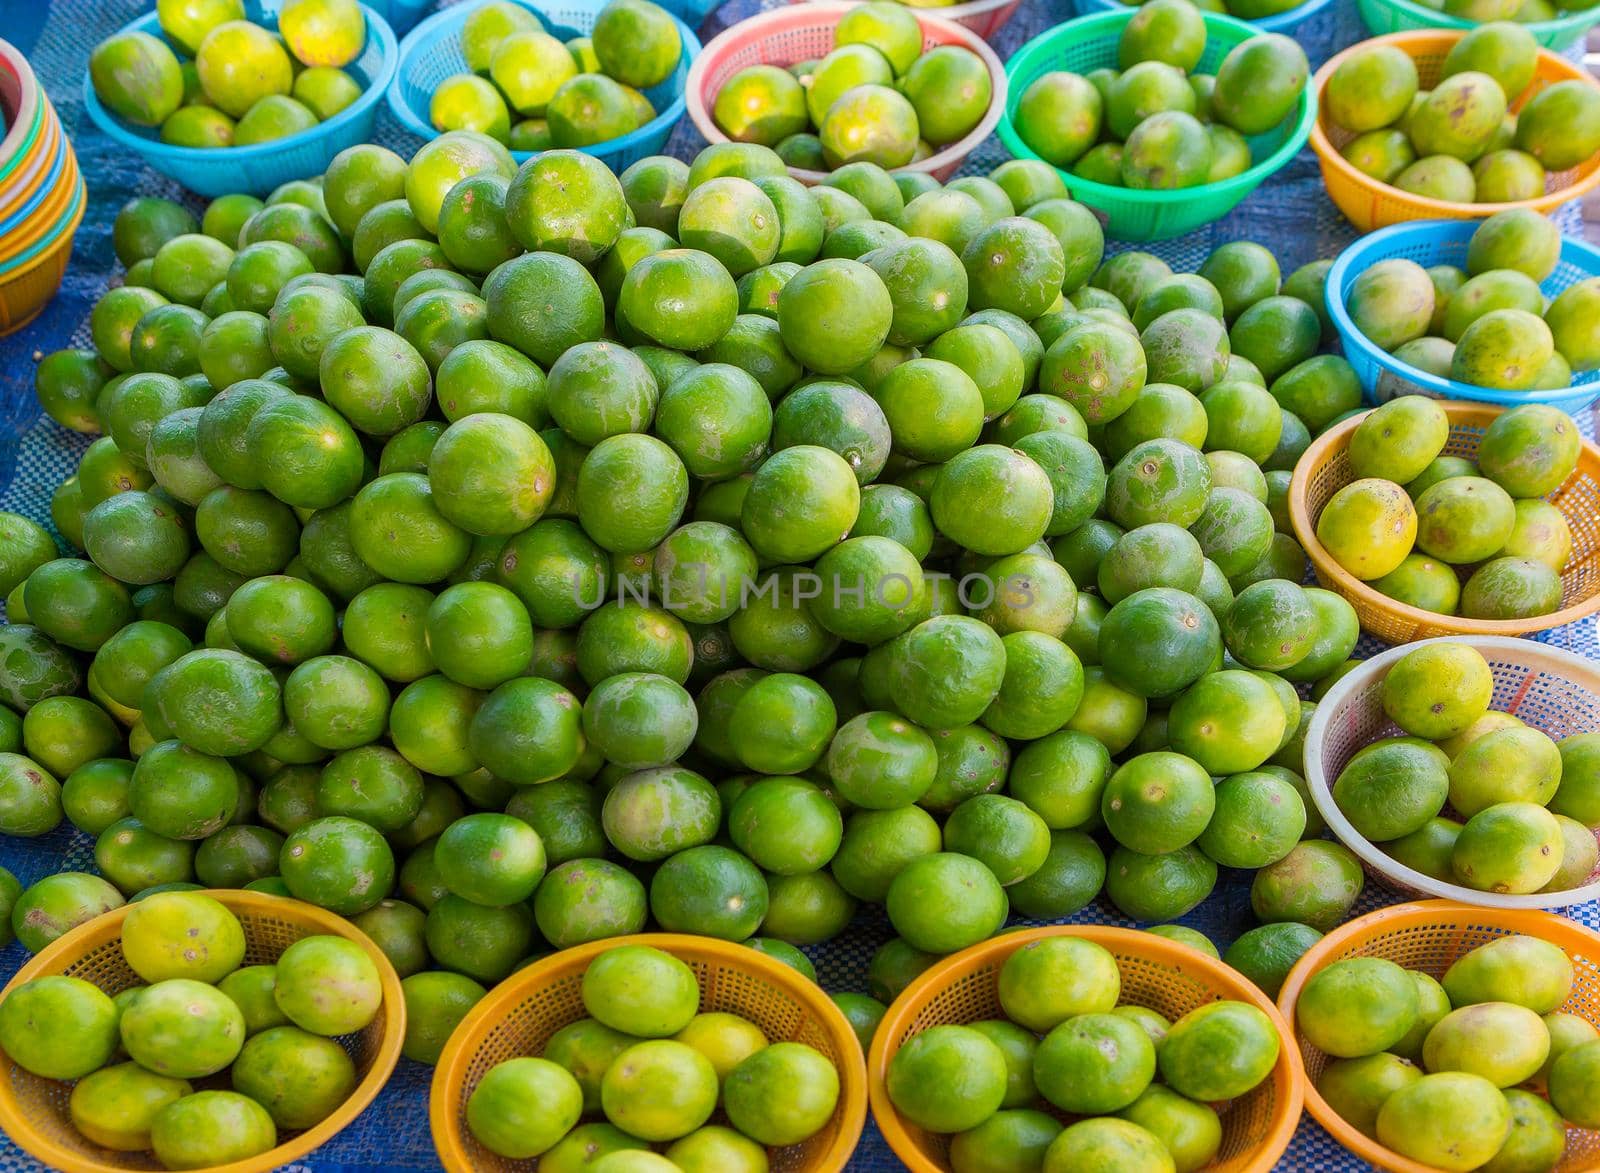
0 37 84 336
83 1 398 197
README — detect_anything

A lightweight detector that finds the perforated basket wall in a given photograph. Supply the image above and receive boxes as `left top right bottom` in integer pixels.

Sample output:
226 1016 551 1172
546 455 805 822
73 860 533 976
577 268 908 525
784 0 1023 42
1279 901 1600 1173
684 3 1006 185
0 890 404 1173
994 9 1317 241
0 184 83 338
1326 220 1600 415
868 925 1304 1173
1354 0 1599 52
1309 31 1600 232
430 933 867 1173
1072 0 1338 35
1306 635 1600 908
1287 402 1600 643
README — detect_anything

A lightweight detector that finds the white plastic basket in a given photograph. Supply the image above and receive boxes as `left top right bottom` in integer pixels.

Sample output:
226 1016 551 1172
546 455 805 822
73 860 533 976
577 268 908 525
1306 635 1600 911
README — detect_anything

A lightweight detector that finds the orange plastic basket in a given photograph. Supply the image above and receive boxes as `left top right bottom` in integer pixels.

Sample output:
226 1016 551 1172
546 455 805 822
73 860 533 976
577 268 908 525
1288 401 1600 643
1279 899 1600 1173
869 925 1305 1173
1309 31 1600 232
430 932 867 1173
0 889 406 1173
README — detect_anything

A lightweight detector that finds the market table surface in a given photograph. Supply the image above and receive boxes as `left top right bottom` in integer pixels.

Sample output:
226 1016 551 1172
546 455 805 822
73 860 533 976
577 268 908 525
2 0 1598 1170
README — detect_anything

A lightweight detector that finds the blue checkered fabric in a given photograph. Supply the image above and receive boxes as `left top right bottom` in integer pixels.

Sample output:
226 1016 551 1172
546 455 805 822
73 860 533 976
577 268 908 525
2 0 1598 1169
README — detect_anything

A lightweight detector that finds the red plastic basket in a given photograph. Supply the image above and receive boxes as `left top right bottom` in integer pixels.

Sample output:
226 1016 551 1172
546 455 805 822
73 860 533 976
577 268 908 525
685 2 1007 185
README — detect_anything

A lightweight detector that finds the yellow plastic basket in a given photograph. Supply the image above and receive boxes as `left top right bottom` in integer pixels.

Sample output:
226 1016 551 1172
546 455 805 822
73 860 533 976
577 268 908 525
0 889 406 1173
1279 900 1600 1173
1287 401 1600 643
430 933 867 1173
868 925 1305 1173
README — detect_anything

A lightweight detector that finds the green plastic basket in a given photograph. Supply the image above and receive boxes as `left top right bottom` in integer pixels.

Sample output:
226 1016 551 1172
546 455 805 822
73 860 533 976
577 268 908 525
1355 0 1600 52
996 9 1317 242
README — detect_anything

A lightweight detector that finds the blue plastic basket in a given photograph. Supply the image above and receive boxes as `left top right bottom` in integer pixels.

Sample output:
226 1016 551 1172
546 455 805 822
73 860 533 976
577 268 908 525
1327 218 1600 416
1072 0 1337 35
387 0 700 173
82 0 398 199
366 0 434 35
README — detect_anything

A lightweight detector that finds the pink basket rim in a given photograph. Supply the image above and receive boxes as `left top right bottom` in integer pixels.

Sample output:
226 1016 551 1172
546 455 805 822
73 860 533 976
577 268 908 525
684 1 1008 185
0 40 42 180
785 0 1019 18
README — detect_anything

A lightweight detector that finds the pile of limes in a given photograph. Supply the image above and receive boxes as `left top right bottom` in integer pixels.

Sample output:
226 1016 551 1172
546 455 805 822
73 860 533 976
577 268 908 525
5 87 1427 1056
711 2 992 170
1347 209 1599 392
1316 397 1579 618
90 0 369 149
430 0 681 152
1301 933 1600 1171
1327 24 1600 204
1329 641 1600 895
1013 0 1308 190
466 943 840 1166
0 890 382 1170
887 935 1281 1173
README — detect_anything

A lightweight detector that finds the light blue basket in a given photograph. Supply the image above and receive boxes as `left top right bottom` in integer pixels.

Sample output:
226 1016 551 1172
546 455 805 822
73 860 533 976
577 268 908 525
1327 218 1600 415
366 0 434 35
82 0 398 199
387 0 700 173
1072 0 1337 34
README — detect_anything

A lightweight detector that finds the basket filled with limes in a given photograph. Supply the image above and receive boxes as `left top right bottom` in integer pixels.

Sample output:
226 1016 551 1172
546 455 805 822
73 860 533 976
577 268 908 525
1305 637 1600 909
995 3 1317 241
83 0 398 197
786 0 1025 45
869 925 1304 1173
388 0 699 170
686 2 1006 184
430 935 866 1172
0 888 404 1173
1355 0 1600 52
1280 900 1600 1172
1309 29 1600 232
1326 211 1600 415
1287 398 1600 642
1073 0 1338 36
